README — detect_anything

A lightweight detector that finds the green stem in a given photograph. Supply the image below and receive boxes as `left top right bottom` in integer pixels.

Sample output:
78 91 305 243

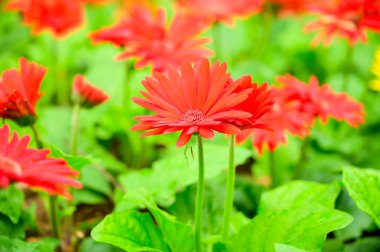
293 138 310 180
195 135 205 252
221 135 235 241
269 151 277 188
70 102 81 155
30 124 61 250
342 44 354 92
212 22 222 59
49 196 60 241
123 61 133 111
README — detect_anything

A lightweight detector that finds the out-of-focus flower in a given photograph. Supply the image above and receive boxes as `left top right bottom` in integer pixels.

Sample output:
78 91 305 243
0 57 47 126
0 124 82 200
370 47 380 91
237 74 365 153
72 75 108 109
132 59 256 147
305 0 380 45
92 6 213 72
177 0 263 24
7 0 84 38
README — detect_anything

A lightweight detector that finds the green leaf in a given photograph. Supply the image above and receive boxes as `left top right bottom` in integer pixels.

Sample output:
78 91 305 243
49 145 91 170
116 191 195 252
119 143 251 206
0 186 24 223
79 237 125 252
81 166 112 197
275 244 308 252
0 213 25 239
344 237 380 252
229 206 353 252
259 181 341 213
343 166 380 228
0 236 58 252
91 210 169 252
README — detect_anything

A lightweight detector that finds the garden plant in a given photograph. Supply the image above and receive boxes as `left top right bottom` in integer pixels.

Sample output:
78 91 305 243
1 0 380 252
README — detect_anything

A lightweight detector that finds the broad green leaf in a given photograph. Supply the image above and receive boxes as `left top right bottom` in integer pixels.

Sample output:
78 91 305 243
49 145 91 170
0 213 24 239
81 166 112 197
0 185 24 223
229 206 353 252
73 189 107 205
343 166 380 228
259 181 341 213
79 237 125 252
344 237 380 252
91 210 169 252
119 143 251 206
275 244 308 252
116 191 195 252
0 236 58 252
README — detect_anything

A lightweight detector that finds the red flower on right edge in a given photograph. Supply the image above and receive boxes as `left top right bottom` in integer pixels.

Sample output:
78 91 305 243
237 74 365 154
305 0 380 45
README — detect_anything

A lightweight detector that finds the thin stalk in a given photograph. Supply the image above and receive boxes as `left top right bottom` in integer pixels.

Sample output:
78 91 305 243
212 22 222 59
293 138 310 180
70 102 81 155
51 40 64 104
269 151 277 188
123 61 133 111
221 135 236 241
195 135 205 252
341 44 354 92
31 124 61 250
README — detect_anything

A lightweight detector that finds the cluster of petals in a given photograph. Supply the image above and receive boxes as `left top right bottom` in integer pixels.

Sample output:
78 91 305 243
0 57 46 126
72 74 109 109
238 74 365 154
0 124 82 199
91 5 213 72
6 0 84 38
305 0 380 45
131 59 274 147
177 0 263 24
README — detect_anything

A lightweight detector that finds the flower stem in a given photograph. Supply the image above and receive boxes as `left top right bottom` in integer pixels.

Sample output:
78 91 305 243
342 44 354 92
221 135 235 241
195 135 205 252
269 151 277 188
30 124 61 250
212 22 222 59
293 138 310 180
123 61 133 111
70 102 81 155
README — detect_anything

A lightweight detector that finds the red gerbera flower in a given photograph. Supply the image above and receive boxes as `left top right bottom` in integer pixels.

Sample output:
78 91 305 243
92 6 213 72
132 58 258 147
237 74 365 153
7 0 84 38
0 57 47 126
305 0 380 45
178 0 263 24
72 75 108 109
0 124 82 199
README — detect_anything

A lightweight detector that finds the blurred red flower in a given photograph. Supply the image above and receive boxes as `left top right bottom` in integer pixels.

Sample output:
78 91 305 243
0 124 82 200
7 0 84 38
0 57 47 126
177 0 263 24
305 0 380 45
72 75 109 109
237 74 365 153
132 59 259 147
91 6 213 72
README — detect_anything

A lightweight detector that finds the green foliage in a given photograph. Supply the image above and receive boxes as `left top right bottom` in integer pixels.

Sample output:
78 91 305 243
0 186 24 224
343 166 380 228
275 244 308 252
0 236 58 252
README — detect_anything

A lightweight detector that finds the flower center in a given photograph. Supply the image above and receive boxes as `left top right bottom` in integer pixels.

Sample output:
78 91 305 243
0 156 23 176
184 109 205 124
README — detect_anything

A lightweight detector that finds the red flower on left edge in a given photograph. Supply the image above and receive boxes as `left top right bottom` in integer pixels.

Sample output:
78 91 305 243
72 74 109 109
0 57 47 126
6 0 84 38
0 124 82 200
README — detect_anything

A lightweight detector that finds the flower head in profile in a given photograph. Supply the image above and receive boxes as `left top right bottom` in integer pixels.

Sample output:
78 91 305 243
305 0 380 45
92 6 213 72
237 74 365 153
0 57 47 126
177 0 263 24
132 59 261 147
72 75 108 109
7 0 84 38
0 124 82 199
